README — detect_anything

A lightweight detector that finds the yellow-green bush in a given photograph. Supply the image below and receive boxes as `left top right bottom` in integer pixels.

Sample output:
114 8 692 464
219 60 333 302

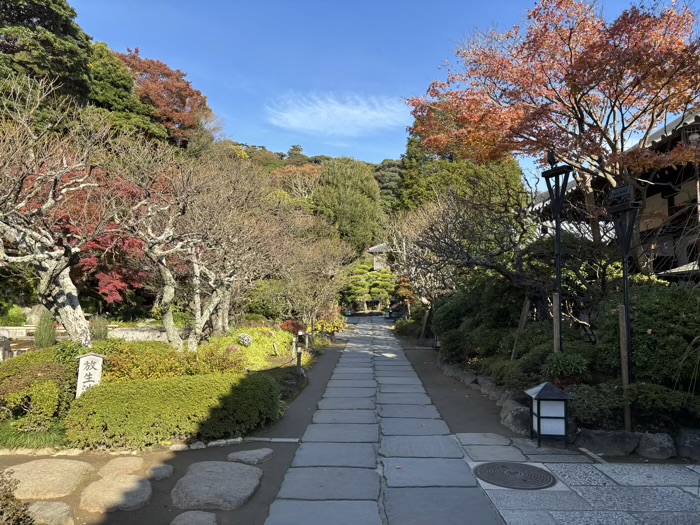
0 305 26 327
65 372 281 449
201 328 293 371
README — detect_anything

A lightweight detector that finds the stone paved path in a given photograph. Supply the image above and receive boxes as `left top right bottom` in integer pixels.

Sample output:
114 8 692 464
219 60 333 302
265 317 503 525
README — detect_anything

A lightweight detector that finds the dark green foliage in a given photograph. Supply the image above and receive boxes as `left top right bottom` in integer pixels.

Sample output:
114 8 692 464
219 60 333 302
245 279 288 319
342 258 397 309
439 329 468 364
65 372 281 449
313 158 384 253
0 351 75 424
0 471 34 525
88 315 109 341
374 159 404 212
541 352 588 381
0 0 92 100
432 293 470 335
34 311 56 348
0 305 26 327
596 283 700 391
566 383 625 430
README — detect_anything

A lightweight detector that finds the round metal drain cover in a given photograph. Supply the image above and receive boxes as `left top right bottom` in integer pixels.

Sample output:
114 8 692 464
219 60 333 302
473 462 556 490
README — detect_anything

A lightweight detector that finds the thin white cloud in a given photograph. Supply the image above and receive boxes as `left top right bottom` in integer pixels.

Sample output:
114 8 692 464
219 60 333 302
266 92 411 138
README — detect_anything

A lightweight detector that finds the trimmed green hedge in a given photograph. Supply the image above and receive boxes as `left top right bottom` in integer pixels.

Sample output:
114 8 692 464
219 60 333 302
64 371 281 449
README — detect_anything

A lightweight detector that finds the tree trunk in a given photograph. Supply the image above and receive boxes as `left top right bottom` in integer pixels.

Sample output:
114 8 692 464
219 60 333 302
581 172 602 245
158 265 184 351
36 258 91 347
221 291 231 333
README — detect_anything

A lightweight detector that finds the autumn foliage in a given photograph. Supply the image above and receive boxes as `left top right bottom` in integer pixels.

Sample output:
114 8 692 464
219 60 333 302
409 0 700 180
118 49 210 146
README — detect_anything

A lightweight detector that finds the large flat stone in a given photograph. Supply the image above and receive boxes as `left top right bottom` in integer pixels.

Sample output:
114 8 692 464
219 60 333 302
545 464 617 486
378 404 440 419
379 384 425 393
327 379 377 388
277 468 379 500
28 502 75 525
292 443 377 468
511 438 581 455
373 360 411 367
573 486 700 512
323 387 375 398
634 511 700 525
499 511 555 525
318 398 375 410
380 436 463 458
171 511 217 525
7 459 95 499
375 365 414 372
377 393 431 405
331 373 376 381
526 454 591 463
594 464 700 486
375 370 420 378
313 410 377 424
99 457 144 477
549 511 639 524
303 423 379 442
384 487 503 525
265 500 382 525
376 377 422 385
485 490 592 511
457 433 511 446
463 445 527 462
80 475 152 513
171 462 262 511
332 367 373 374
382 458 476 487
380 418 450 436
227 448 275 465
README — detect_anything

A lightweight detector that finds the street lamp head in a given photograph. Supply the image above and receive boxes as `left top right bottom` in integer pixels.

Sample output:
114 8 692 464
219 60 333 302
542 164 573 209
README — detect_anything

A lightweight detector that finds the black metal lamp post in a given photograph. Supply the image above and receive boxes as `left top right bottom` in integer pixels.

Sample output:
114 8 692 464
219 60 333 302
542 160 573 353
607 185 641 431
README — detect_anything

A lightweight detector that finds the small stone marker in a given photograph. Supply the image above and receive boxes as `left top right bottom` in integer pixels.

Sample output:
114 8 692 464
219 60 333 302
75 353 104 398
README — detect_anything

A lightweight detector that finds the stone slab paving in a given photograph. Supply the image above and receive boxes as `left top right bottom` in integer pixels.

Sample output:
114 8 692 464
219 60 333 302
266 317 502 525
268 317 700 525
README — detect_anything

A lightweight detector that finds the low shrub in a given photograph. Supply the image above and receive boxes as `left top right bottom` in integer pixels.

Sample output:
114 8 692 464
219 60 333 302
183 344 246 375
101 341 186 382
4 381 61 432
280 320 305 335
65 372 281 449
433 293 470 335
566 382 625 430
34 311 56 348
0 471 34 525
596 283 700 390
393 317 420 336
241 313 269 327
481 357 532 390
439 329 468 364
0 305 26 327
89 316 109 341
541 352 588 382
201 328 293 371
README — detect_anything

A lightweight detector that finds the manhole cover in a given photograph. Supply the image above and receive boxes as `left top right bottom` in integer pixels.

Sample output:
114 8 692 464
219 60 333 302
473 462 556 490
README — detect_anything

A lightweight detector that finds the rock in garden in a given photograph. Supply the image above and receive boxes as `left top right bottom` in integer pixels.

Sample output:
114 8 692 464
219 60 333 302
171 511 218 525
147 464 175 480
189 441 207 450
6 459 95 499
575 429 640 456
227 448 275 465
637 432 676 460
27 502 75 525
99 457 144 477
80 475 152 512
500 399 524 421
501 406 530 436
170 444 189 452
676 427 700 460
171 461 262 510
496 391 513 407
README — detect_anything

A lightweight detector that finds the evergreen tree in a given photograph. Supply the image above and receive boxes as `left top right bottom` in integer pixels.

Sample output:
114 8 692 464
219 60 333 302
0 0 92 99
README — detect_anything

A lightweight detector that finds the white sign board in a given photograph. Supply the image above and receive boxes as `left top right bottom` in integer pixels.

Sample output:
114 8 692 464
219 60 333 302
76 353 104 398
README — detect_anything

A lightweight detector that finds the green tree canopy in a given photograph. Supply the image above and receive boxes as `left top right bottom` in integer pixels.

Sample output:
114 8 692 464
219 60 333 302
0 0 92 99
342 258 397 310
313 158 385 253
374 159 405 213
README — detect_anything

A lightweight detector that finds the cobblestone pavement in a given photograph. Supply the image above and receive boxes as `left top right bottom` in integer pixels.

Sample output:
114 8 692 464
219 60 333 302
265 317 700 525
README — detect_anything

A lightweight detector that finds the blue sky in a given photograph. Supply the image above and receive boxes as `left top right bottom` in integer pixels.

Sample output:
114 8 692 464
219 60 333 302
71 0 632 167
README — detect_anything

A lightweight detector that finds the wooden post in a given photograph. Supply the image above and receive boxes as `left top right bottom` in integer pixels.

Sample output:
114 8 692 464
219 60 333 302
618 304 632 432
553 293 561 353
273 342 279 357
